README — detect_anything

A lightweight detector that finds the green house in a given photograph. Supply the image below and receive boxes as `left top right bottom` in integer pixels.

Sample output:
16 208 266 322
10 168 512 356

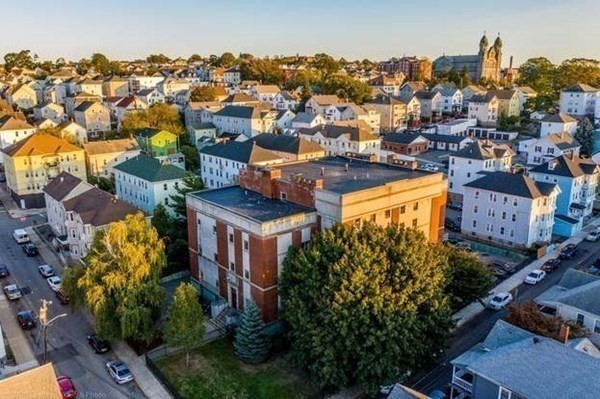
135 128 178 157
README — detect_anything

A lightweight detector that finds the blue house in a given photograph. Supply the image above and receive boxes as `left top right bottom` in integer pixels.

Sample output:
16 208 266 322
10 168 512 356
528 154 599 237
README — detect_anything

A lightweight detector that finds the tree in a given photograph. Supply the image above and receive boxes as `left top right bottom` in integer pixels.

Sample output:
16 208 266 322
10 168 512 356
575 117 595 156
444 249 495 311
76 213 165 343
506 301 585 340
217 52 237 68
87 175 115 194
3 50 35 70
151 203 171 237
90 53 111 75
121 103 184 137
146 54 171 64
190 86 216 102
497 114 521 131
311 53 340 75
165 283 205 366
280 223 453 395
188 54 203 63
518 57 557 96
556 58 600 90
239 59 283 86
180 145 200 171
233 301 270 364
169 173 204 219
320 73 372 104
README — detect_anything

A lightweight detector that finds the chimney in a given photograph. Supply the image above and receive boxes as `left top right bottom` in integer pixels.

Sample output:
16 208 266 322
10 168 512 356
60 176 64 183
509 55 514 69
345 163 349 172
320 167 325 176
558 324 570 344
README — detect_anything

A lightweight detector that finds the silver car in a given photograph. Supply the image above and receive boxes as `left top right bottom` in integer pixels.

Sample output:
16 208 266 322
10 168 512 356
3 284 22 301
106 360 133 384
38 264 54 278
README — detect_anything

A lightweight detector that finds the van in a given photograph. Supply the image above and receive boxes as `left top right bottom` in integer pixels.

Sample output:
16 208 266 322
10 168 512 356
12 229 29 244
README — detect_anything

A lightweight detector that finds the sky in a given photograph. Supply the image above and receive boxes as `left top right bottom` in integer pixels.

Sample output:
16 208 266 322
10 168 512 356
2 0 599 66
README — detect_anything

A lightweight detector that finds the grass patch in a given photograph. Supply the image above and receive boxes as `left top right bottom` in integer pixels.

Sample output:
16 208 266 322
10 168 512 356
155 338 318 399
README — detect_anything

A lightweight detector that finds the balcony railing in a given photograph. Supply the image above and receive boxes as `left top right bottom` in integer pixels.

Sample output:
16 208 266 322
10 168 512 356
452 369 473 393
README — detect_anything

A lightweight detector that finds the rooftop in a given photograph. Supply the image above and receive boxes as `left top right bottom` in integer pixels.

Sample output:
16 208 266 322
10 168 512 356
114 153 185 182
250 133 325 155
200 140 282 164
465 171 557 199
83 138 140 155
2 132 82 157
43 172 89 201
189 185 315 223
63 186 139 227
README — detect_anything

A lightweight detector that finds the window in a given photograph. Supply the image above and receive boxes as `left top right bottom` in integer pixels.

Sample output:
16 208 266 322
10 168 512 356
512 214 516 222
385 210 391 219
413 202 419 211
243 240 249 251
163 183 168 191
370 214 376 222
280 192 287 200
412 218 418 227
400 205 406 214
594 320 600 334
212 225 217 234
502 212 506 220
228 233 233 243
577 313 585 325
473 205 478 213
213 253 218 262
229 262 235 271
472 220 477 228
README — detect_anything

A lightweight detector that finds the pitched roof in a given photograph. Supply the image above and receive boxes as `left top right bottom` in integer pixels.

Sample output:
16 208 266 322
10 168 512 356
0 363 62 399
563 83 599 93
200 140 282 164
0 114 34 130
221 93 259 104
253 85 280 94
529 154 598 178
74 101 104 113
292 112 321 124
113 153 185 182
382 132 427 145
541 113 578 124
63 186 139 227
214 104 273 119
83 138 140 155
452 320 600 399
454 140 514 160
309 94 344 106
250 133 325 155
2 133 82 157
546 132 580 150
298 123 378 142
134 128 173 139
470 92 497 103
487 89 517 100
401 81 427 92
465 171 557 199
43 172 89 201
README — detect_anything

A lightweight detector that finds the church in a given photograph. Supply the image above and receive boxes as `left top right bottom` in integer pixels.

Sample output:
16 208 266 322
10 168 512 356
433 33 503 82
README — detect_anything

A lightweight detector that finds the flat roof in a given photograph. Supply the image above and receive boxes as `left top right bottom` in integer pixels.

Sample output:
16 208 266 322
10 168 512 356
189 186 315 222
278 157 432 194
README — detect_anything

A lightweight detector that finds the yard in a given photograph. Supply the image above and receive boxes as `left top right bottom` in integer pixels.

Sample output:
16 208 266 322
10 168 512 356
155 338 319 399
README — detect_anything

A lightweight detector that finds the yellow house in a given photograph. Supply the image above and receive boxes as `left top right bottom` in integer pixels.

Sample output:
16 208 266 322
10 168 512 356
2 133 87 208
488 89 520 118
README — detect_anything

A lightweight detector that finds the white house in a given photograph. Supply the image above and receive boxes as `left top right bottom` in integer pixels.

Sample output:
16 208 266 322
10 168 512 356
298 122 380 157
436 118 477 136
211 105 277 138
468 93 499 127
43 172 94 237
272 91 298 111
73 101 111 136
114 96 149 131
0 115 37 164
114 153 185 215
83 138 141 177
305 95 345 116
518 133 581 165
57 120 88 146
5 83 37 110
539 113 578 137
291 112 327 129
433 84 463 114
560 84 599 116
184 101 224 133
514 86 537 112
340 104 381 134
158 78 190 100
414 91 443 119
128 74 165 93
75 79 103 97
448 140 514 202
461 171 559 248
135 88 165 106
32 102 67 124
250 85 280 103
223 67 241 85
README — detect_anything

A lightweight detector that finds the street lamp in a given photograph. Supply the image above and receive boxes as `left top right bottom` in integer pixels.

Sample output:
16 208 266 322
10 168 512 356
39 299 67 364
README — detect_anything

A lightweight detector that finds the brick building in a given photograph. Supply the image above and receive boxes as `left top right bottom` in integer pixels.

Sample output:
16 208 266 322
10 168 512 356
186 157 447 322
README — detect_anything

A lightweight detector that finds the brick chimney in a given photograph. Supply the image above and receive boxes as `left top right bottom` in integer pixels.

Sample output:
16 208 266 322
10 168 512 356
558 324 570 344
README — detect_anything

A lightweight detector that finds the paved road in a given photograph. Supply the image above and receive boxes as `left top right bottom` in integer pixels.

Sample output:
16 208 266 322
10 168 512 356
0 205 144 398
411 238 600 395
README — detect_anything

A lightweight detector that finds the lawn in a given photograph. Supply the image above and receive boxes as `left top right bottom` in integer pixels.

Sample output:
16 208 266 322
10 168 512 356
155 338 319 399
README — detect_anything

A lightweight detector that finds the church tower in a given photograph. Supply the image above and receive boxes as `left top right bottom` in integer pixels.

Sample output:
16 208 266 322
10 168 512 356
477 32 502 82
478 32 489 55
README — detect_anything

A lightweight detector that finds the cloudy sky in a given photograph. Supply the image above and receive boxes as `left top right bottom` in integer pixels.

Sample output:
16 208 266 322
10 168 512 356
2 0 597 66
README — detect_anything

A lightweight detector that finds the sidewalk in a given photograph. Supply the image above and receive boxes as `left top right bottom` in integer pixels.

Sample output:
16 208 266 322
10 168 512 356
0 184 44 220
28 225 172 399
0 296 38 366
453 217 600 328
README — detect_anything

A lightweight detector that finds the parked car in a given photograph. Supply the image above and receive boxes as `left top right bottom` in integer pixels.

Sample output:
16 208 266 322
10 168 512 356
585 230 600 242
3 284 21 300
22 243 38 257
87 334 111 354
488 292 513 310
444 218 461 232
487 265 508 277
55 289 70 305
541 258 561 273
525 269 547 285
559 244 578 260
47 276 62 292
16 310 36 330
447 202 463 211
422 163 440 172
38 264 55 278
0 264 9 278
490 261 517 274
105 360 133 384
57 375 77 399
455 242 472 251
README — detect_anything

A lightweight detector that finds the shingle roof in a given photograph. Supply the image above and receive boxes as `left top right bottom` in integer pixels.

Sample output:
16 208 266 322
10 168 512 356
2 133 82 157
298 123 378 142
200 140 282 164
292 112 320 124
488 89 517 100
43 172 89 201
382 132 427 145
74 101 102 113
63 186 140 227
253 85 280 94
113 153 185 182
454 140 514 160
413 90 440 100
309 94 344 105
0 114 34 130
546 133 580 150
452 320 600 399
214 104 273 119
0 363 62 399
470 92 497 103
421 133 471 144
563 83 599 93
465 171 557 199
529 154 598 178
134 128 172 139
83 139 140 155
541 113 578 124
221 93 259 104
250 133 325 155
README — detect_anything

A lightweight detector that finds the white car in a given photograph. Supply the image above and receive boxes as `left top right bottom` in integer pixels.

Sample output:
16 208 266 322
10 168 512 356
47 276 62 292
488 292 513 310
3 284 22 301
38 264 54 278
524 269 546 285
424 163 440 171
585 230 600 242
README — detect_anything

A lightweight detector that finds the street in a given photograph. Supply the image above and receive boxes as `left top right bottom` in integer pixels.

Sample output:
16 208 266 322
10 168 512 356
411 237 600 395
0 203 144 398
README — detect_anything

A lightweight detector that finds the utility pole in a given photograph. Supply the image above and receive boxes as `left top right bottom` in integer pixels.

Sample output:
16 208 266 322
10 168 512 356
39 299 67 364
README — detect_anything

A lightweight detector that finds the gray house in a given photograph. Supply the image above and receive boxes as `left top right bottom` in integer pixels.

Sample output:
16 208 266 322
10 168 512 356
451 320 600 399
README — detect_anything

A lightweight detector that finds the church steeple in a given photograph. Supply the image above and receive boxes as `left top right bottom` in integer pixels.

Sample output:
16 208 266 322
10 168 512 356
494 33 503 49
479 31 489 54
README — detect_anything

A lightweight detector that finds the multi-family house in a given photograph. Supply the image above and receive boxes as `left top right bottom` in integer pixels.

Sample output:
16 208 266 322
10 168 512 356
461 171 558 248
274 109 295 131
448 139 514 202
560 84 599 116
56 120 88 146
102 76 129 97
528 154 598 236
518 132 581 165
514 86 537 112
297 122 380 157
414 91 443 120
75 79 103 97
65 92 101 117
5 83 37 110
290 112 327 129
249 133 326 162
340 104 381 133
272 91 298 111
488 89 520 117
0 115 37 164
212 105 277 138
135 88 165 106
249 85 280 103
432 84 463 113
32 102 66 124
398 81 427 100
43 171 94 237
63 185 139 258
186 156 448 321
367 96 421 133
2 133 87 208
223 67 241 85
114 96 149 131
305 94 345 116
114 153 185 215
539 113 578 137
184 101 224 133
221 93 261 106
369 73 405 97
189 122 218 147
468 93 499 127
73 101 111 136
43 83 68 105
128 74 165 93
134 128 178 158
451 320 600 399
199 140 284 189
381 132 429 156
461 84 487 109
158 78 190 100
83 138 141 177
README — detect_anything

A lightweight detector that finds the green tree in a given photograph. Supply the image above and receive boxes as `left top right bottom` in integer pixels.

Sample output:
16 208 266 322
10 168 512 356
239 59 284 86
146 54 171 64
311 53 340 75
165 282 205 366
280 223 453 395
320 73 372 104
444 249 495 311
574 117 595 156
180 145 200 171
556 58 600 90
518 57 557 96
497 114 521 131
506 301 585 340
190 86 216 102
152 203 171 237
90 53 111 75
217 52 237 68
188 54 203 63
169 172 204 219
61 264 86 310
233 301 270 364
77 213 165 343
121 103 185 137
3 50 35 70
87 175 116 194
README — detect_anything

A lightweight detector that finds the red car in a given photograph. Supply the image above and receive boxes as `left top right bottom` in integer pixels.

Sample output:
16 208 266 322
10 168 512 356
57 375 77 398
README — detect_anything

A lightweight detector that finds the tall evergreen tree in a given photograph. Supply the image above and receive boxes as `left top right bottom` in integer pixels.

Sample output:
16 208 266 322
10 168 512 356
575 117 595 156
233 301 270 364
